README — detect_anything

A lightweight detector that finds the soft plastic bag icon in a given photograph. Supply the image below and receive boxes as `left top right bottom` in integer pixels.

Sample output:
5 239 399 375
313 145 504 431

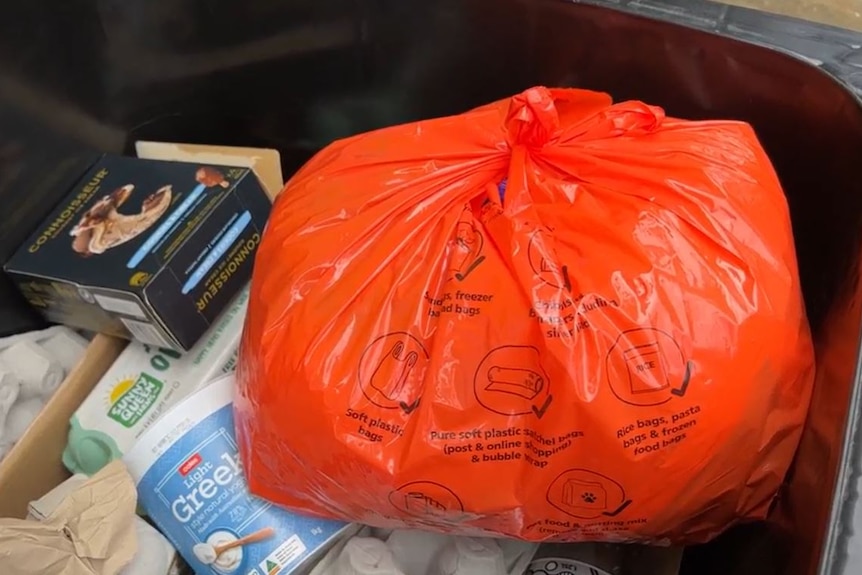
236 87 815 544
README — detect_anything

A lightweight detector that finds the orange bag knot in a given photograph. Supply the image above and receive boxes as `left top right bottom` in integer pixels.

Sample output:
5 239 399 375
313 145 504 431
505 86 562 149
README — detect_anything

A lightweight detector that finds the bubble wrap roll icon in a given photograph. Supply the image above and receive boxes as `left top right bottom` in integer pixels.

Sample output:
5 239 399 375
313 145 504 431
485 366 544 399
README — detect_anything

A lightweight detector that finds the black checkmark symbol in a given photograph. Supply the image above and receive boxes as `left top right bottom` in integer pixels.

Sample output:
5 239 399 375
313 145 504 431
670 361 693 398
532 395 553 419
400 397 421 414
456 256 486 281
562 265 572 293
603 499 632 517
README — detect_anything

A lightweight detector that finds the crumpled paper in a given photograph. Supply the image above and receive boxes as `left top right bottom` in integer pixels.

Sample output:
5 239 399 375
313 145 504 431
0 460 137 575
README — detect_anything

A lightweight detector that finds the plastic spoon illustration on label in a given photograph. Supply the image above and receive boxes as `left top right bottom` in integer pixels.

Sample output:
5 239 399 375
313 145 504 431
192 527 275 568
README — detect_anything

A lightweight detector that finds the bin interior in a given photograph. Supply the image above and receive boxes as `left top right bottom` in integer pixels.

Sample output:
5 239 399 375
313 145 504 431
2 1 862 574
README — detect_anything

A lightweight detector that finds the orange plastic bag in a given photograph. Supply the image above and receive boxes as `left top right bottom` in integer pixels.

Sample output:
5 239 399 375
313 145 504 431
236 87 815 543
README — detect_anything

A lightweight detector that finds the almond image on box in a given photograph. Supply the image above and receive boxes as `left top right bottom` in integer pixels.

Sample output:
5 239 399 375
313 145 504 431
5 154 272 350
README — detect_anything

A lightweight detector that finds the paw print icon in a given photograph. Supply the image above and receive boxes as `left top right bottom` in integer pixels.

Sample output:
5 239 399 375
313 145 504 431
546 469 631 520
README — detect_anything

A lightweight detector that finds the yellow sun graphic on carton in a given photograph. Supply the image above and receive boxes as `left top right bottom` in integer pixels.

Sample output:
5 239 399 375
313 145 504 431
104 374 139 407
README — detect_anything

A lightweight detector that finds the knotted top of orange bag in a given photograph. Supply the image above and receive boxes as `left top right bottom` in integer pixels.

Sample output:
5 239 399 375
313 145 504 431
237 87 814 544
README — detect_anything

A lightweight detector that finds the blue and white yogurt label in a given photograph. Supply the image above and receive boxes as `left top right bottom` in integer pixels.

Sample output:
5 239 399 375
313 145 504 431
127 375 353 575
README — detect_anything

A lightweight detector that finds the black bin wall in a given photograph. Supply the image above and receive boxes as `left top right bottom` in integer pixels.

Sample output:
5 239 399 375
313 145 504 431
1 1 861 574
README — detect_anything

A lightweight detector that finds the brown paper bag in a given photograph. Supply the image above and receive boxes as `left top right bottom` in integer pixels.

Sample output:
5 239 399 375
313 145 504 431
0 460 137 574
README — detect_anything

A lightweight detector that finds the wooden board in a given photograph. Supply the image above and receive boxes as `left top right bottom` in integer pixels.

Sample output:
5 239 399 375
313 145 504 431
726 0 862 32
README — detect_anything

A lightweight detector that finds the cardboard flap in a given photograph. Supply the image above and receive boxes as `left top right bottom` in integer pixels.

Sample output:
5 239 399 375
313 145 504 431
134 141 283 200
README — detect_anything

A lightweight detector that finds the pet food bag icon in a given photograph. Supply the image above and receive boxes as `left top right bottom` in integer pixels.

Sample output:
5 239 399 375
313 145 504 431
547 470 630 520
562 478 608 512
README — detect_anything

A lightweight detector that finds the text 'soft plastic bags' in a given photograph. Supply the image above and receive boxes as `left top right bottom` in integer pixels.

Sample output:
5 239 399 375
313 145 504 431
236 87 815 544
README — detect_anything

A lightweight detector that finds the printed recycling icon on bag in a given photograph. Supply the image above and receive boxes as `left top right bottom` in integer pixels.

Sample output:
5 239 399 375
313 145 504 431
236 87 815 544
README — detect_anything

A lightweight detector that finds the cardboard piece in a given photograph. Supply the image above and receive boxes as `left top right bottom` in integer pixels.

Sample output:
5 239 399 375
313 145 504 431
0 333 126 519
134 141 284 200
0 460 137 575
27 472 89 521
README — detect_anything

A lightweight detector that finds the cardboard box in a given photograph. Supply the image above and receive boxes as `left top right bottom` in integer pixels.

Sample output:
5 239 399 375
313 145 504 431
5 150 278 350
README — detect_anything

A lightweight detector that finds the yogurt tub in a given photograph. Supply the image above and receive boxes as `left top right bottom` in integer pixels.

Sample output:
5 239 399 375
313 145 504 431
124 374 357 575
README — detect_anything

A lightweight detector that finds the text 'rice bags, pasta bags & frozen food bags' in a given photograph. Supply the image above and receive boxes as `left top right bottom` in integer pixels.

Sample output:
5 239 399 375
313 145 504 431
236 86 815 544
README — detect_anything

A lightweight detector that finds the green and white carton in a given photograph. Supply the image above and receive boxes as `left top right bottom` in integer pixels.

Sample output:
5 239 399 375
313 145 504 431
62 285 249 476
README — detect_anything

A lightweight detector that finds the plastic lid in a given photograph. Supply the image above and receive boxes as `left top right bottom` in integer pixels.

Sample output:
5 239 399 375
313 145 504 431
434 537 505 575
336 537 405 575
62 419 121 475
